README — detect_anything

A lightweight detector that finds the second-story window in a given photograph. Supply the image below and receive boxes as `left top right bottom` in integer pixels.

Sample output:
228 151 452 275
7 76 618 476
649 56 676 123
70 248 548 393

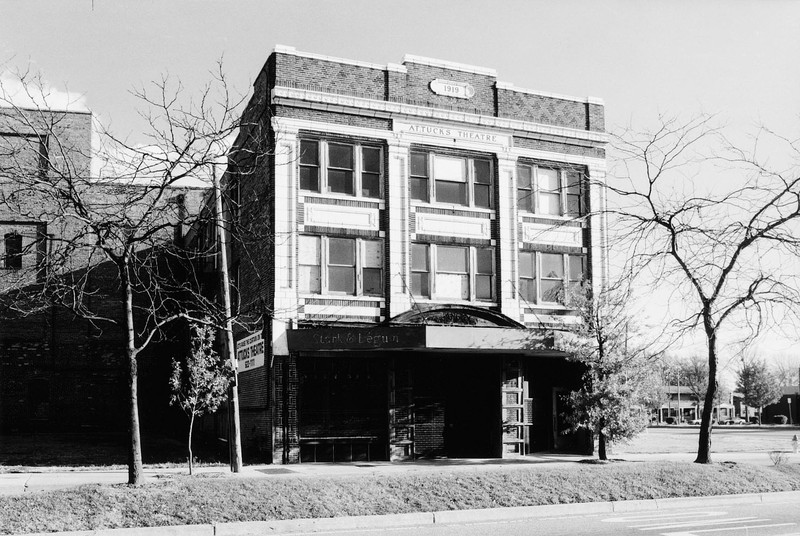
518 251 586 305
299 235 383 297
410 151 493 209
411 243 495 302
517 164 584 217
299 139 382 199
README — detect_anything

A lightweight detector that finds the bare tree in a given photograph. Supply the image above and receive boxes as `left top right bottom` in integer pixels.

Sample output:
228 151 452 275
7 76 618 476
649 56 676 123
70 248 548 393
0 64 257 484
609 115 800 463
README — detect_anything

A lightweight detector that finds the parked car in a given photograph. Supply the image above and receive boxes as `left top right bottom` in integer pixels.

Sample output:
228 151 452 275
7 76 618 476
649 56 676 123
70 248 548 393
689 418 702 425
721 418 746 425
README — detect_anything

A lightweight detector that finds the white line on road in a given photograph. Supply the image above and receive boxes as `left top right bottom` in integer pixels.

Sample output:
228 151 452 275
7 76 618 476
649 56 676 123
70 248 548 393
634 517 759 530
604 512 724 523
663 523 796 535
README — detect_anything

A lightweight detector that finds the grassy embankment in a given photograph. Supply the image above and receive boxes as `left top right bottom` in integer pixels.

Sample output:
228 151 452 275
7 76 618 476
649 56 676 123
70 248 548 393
2 461 800 535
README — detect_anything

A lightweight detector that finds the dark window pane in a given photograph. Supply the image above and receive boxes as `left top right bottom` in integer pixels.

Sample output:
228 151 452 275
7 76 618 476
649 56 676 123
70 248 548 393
435 181 466 205
474 184 491 208
519 252 534 278
437 246 467 272
565 171 581 193
474 160 491 184
541 280 563 303
4 233 22 269
328 238 355 265
328 170 354 195
300 167 319 191
569 255 585 282
411 244 429 271
519 279 536 302
410 152 428 177
517 189 532 211
410 177 428 201
566 194 581 216
300 140 318 166
411 273 429 297
328 266 355 294
328 144 353 169
362 147 381 173
363 267 382 296
362 173 380 198
541 253 564 278
517 165 532 188
476 274 493 300
476 248 493 274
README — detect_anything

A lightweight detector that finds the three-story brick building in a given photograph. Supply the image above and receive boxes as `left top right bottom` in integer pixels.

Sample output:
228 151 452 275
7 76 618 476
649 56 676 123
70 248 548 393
224 46 608 463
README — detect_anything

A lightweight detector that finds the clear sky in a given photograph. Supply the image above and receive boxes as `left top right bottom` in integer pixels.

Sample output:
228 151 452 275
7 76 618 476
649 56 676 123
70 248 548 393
2 0 799 365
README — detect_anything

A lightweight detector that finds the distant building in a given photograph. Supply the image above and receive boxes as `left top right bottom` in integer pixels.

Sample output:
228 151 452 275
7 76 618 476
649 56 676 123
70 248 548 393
215 46 609 463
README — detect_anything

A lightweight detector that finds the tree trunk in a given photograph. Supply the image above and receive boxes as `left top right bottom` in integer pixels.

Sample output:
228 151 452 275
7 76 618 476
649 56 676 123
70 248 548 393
695 329 718 464
123 265 144 485
188 413 195 476
598 429 607 461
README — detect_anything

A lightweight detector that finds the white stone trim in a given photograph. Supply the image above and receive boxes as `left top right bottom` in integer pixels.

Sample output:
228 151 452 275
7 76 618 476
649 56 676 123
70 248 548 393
271 86 609 145
521 222 583 247
495 81 604 105
402 54 497 77
416 213 491 240
273 44 385 71
304 204 380 231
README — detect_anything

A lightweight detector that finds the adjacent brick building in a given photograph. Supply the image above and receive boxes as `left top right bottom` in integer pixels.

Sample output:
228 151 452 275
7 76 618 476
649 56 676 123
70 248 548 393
221 46 609 463
0 105 204 436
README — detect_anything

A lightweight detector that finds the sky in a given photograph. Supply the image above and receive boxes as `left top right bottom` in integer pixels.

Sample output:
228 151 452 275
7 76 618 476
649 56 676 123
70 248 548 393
1 0 799 369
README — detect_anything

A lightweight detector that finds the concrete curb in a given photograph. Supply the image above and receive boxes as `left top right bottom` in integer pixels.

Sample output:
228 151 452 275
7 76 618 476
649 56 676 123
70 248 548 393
15 491 800 536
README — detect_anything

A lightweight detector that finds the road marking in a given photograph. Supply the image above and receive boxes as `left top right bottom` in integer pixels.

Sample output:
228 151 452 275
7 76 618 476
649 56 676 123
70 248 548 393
663 523 796 535
635 517 759 530
604 512 724 523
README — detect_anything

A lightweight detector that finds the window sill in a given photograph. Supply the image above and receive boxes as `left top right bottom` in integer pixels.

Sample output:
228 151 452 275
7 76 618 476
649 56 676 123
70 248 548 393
299 294 384 302
301 191 384 206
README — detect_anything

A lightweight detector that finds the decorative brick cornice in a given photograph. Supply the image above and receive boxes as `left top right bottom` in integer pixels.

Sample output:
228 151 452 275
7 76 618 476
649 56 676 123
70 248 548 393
271 86 608 145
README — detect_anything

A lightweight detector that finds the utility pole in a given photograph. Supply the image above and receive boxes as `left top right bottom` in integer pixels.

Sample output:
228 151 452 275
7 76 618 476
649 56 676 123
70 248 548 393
213 166 243 473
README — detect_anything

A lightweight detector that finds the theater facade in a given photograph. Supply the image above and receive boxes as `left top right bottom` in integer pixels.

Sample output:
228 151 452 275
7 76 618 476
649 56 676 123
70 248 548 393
223 46 608 463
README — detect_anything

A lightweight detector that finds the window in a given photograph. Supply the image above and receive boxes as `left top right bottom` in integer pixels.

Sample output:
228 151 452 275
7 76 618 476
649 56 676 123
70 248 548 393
410 243 430 297
4 232 22 269
299 235 383 297
518 251 586 304
410 151 493 208
518 251 536 303
299 139 382 199
0 134 48 179
299 140 320 192
516 164 585 217
411 243 495 302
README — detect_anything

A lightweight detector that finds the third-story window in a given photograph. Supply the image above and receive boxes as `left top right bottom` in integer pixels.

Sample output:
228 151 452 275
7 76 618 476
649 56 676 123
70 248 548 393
299 235 383 297
410 151 493 208
299 139 382 199
299 140 320 192
411 243 495 302
516 164 585 217
4 232 23 270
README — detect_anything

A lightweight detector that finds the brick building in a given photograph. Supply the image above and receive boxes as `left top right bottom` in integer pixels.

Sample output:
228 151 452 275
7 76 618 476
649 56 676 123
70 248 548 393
0 106 203 436
220 46 608 463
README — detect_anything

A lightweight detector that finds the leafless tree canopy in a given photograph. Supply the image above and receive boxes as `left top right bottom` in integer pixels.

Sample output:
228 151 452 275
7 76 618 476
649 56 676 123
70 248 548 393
607 114 800 462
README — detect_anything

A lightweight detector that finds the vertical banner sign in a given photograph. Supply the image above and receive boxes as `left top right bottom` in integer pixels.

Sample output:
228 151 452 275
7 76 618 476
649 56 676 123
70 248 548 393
236 332 265 371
